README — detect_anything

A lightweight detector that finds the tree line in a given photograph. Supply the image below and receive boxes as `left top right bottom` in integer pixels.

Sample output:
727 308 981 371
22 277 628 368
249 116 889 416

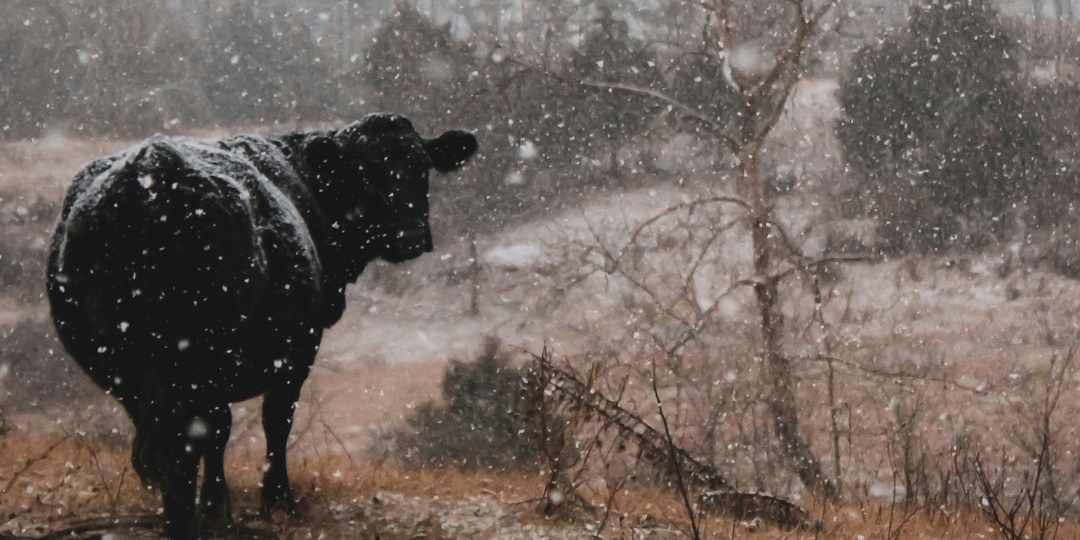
3 0 1079 255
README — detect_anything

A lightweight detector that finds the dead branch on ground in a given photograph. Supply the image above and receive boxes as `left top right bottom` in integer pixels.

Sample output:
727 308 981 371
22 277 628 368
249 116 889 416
532 352 819 531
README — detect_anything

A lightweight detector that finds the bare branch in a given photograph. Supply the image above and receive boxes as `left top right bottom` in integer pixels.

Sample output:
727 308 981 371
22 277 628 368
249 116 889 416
650 357 702 540
805 354 989 395
580 213 701 331
626 196 751 250
536 355 818 531
749 0 839 141
581 80 740 153
1 436 69 497
681 218 744 304
771 254 875 282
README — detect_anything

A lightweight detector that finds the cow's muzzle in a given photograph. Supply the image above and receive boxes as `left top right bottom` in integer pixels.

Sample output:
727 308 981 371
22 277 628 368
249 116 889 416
383 221 433 263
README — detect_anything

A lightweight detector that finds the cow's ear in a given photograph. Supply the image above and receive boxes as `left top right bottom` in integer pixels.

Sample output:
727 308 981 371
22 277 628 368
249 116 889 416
304 135 344 176
424 131 478 173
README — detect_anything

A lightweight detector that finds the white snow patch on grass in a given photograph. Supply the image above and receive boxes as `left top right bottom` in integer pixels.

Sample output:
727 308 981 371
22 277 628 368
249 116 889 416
484 244 546 269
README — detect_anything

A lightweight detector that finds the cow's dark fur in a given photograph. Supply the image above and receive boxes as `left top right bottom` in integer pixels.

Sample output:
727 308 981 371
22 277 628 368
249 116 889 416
46 114 477 539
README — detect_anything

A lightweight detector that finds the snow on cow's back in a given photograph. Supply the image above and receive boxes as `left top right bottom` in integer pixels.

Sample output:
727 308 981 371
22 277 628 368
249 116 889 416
48 135 278 382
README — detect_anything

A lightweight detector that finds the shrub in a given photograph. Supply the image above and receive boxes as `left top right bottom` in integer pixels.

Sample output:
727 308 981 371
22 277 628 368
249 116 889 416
395 338 551 471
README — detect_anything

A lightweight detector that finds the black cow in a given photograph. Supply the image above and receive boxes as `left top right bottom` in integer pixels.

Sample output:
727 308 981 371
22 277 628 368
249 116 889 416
46 114 477 539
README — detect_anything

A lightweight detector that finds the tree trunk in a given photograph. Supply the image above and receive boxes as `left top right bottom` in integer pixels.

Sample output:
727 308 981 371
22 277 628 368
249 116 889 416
741 145 836 500
468 239 481 317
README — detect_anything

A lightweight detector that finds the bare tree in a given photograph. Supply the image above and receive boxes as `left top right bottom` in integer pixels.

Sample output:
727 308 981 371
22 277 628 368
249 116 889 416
585 0 844 499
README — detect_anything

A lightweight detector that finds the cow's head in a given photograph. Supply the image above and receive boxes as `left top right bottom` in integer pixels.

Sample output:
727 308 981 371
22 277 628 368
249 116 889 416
304 114 477 264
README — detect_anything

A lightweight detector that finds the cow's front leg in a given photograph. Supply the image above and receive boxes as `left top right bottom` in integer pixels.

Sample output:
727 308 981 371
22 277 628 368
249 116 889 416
198 404 233 524
260 376 306 514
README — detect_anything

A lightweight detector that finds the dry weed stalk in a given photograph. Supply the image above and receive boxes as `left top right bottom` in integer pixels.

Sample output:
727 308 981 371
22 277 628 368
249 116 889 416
971 343 1077 540
0 437 69 500
531 347 592 518
649 357 701 539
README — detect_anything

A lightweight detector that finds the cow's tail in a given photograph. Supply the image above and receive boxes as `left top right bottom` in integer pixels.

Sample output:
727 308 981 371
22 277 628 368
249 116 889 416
49 137 267 386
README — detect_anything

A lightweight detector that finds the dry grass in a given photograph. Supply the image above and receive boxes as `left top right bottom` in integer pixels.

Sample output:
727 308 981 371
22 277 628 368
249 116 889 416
4 430 1080 539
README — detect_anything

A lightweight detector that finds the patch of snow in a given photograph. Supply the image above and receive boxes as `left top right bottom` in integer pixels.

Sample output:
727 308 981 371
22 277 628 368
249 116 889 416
484 244 545 269
516 140 539 161
503 170 524 185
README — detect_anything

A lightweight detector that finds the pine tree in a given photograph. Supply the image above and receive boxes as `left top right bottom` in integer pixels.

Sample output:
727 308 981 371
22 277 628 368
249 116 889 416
569 4 662 176
199 1 283 124
364 3 477 127
836 0 1045 252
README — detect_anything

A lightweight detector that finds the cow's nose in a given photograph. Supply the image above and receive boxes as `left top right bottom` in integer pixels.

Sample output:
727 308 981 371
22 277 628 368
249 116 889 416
394 224 432 250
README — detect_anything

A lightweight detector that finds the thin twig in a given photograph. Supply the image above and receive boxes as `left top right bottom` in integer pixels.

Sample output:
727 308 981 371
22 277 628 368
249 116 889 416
650 358 701 540
1 436 69 497
312 398 358 467
111 467 127 515
803 354 990 395
581 80 739 153
71 435 119 511
12 515 161 540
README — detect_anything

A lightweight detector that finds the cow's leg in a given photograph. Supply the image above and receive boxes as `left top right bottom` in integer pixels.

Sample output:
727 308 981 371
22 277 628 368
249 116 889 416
113 394 157 487
161 453 201 540
198 404 233 523
260 373 308 514
148 414 202 540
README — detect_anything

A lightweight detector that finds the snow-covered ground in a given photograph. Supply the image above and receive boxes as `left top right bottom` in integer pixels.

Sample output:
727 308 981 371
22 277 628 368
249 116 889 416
322 175 1075 375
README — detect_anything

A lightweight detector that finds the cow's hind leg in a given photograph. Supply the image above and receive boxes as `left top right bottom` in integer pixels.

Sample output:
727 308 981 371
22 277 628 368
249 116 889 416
141 414 202 540
198 404 233 524
260 373 308 514
162 452 201 540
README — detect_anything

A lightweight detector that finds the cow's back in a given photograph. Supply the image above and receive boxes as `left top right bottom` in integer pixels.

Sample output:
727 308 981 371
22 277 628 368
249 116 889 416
47 136 319 402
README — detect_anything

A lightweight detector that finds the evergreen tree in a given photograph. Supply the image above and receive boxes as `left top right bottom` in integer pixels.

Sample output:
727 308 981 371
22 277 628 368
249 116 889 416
569 5 663 176
0 1 72 137
836 0 1045 252
364 3 477 127
199 0 283 124
396 339 553 471
666 29 742 137
267 4 335 124
0 0 200 137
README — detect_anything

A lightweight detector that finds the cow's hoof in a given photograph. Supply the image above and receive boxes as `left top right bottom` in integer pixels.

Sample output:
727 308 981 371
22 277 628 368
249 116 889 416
200 500 233 527
163 520 199 540
200 515 236 538
200 486 232 523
